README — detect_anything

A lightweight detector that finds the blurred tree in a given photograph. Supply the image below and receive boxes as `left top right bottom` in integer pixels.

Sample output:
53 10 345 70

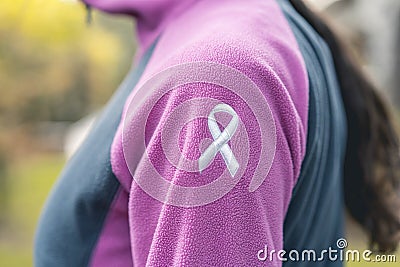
0 0 135 131
0 0 135 231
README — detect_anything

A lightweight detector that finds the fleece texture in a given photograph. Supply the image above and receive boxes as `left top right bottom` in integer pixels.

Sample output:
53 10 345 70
35 0 347 266
86 0 308 266
278 0 347 267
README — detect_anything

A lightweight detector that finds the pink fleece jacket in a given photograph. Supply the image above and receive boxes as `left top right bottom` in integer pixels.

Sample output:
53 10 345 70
83 0 309 266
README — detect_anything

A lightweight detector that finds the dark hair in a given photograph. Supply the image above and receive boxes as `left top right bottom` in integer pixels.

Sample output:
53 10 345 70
289 0 400 253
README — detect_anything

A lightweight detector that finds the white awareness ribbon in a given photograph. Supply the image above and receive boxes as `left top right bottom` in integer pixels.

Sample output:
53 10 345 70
198 103 240 177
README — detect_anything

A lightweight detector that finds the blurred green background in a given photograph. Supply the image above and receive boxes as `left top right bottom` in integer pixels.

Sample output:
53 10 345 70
0 0 134 266
0 0 399 266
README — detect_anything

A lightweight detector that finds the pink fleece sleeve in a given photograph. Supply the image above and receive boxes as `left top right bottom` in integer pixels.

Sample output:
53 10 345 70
93 1 310 265
107 48 307 265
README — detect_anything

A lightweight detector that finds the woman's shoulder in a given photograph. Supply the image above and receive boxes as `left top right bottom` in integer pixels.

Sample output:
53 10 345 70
148 0 307 97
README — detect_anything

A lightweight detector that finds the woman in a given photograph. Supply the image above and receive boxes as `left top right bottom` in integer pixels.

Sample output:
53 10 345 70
35 0 400 266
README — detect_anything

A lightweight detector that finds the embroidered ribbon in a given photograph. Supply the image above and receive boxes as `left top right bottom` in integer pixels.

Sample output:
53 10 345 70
198 103 239 177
